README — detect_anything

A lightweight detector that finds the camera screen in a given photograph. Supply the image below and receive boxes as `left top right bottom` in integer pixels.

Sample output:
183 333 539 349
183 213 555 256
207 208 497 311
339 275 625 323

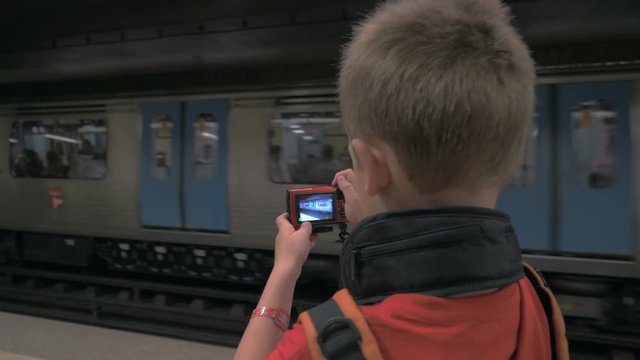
297 193 335 222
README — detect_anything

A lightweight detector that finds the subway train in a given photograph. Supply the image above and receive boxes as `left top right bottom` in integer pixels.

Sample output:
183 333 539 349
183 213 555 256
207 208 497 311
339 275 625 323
0 73 639 346
298 194 335 222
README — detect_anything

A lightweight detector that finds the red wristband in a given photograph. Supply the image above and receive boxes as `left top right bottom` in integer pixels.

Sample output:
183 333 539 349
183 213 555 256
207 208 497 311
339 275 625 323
251 307 290 331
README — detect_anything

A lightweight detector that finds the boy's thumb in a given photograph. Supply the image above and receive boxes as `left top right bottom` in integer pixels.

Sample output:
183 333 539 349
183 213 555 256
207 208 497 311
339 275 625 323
300 222 313 234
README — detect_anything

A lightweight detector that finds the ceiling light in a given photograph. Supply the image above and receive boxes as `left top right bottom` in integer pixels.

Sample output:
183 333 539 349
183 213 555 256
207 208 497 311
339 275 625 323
44 134 79 144
200 132 219 140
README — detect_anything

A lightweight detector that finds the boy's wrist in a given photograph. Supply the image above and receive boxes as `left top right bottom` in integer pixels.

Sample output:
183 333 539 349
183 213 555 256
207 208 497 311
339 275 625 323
271 263 302 282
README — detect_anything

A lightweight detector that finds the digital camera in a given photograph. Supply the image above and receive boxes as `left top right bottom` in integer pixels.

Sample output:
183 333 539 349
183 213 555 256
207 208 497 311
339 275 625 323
286 186 346 232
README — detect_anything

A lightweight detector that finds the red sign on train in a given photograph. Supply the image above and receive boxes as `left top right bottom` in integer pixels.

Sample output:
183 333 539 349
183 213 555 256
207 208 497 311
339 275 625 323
49 187 64 209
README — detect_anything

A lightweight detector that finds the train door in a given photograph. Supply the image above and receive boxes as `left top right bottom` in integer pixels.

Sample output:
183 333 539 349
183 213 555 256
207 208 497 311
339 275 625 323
139 102 182 228
557 81 635 256
183 100 229 231
498 85 553 251
139 99 229 232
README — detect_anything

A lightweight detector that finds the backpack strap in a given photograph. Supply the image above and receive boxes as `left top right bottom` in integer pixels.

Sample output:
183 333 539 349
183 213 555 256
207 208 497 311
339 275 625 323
522 262 570 360
298 289 383 360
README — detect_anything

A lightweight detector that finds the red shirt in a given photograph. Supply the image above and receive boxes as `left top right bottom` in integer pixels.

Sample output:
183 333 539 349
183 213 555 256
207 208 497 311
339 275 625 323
267 278 550 359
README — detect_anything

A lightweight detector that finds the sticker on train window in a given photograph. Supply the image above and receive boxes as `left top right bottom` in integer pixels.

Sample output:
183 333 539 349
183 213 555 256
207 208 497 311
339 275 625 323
9 118 107 179
269 111 351 184
193 113 218 180
508 121 538 188
151 114 172 179
572 100 616 189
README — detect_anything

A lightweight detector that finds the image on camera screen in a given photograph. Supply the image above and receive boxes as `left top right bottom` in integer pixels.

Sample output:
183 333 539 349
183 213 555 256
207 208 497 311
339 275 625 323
297 193 335 222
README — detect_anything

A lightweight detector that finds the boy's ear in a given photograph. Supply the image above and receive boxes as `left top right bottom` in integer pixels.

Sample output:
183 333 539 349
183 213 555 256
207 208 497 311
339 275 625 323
350 138 390 196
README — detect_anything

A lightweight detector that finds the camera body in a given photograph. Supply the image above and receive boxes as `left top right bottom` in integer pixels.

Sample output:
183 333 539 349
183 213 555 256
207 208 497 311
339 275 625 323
287 186 346 232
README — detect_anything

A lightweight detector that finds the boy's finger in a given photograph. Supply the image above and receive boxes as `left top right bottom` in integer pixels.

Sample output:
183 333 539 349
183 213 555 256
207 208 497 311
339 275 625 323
332 169 353 185
275 213 295 234
336 175 357 198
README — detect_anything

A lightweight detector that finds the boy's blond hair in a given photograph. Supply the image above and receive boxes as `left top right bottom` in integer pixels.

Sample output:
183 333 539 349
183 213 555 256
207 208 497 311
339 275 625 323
339 0 535 192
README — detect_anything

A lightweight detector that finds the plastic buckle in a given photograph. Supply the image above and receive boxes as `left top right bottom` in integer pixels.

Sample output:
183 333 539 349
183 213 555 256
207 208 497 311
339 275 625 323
317 317 363 359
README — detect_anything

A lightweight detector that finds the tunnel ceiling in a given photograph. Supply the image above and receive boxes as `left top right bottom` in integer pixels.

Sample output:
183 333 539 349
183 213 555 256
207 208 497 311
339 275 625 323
0 0 639 100
0 0 374 50
1 0 637 48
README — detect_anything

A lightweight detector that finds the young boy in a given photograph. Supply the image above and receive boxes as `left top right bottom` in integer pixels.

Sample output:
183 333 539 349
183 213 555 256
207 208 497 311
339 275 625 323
235 0 565 358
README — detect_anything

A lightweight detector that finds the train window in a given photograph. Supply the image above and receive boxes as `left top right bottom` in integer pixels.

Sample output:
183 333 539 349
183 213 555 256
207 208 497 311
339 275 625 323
193 113 218 180
508 122 538 188
9 119 107 179
151 114 173 179
572 100 616 189
269 111 351 184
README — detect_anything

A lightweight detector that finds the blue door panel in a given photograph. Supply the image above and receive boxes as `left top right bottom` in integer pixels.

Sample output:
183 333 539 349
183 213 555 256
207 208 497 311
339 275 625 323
183 99 229 231
139 102 183 228
557 81 635 255
498 85 553 251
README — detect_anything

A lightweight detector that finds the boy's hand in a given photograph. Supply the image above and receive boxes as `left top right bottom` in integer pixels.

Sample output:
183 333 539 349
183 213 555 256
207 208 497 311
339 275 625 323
273 213 317 277
332 169 365 226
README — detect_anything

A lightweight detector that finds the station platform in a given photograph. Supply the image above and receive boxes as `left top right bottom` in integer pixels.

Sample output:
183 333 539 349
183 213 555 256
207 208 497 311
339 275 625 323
0 311 236 360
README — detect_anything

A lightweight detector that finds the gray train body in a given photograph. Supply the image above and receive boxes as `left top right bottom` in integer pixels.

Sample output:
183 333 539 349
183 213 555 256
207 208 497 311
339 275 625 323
0 89 342 252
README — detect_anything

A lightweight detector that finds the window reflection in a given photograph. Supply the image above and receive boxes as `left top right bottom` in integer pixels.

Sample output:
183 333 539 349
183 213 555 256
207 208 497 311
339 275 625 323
151 114 172 179
9 119 107 179
194 113 218 180
509 121 538 188
572 100 616 189
269 111 351 184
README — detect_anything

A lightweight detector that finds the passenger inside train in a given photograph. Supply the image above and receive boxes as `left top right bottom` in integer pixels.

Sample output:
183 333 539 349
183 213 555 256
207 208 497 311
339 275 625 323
235 0 567 359
9 119 107 179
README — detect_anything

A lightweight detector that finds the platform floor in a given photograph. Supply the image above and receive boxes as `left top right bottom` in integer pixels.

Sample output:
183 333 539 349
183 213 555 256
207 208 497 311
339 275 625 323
0 311 236 360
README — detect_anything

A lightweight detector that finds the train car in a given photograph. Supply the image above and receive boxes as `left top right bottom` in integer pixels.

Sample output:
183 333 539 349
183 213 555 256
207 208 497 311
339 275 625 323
0 74 639 347
298 194 334 221
0 90 350 287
